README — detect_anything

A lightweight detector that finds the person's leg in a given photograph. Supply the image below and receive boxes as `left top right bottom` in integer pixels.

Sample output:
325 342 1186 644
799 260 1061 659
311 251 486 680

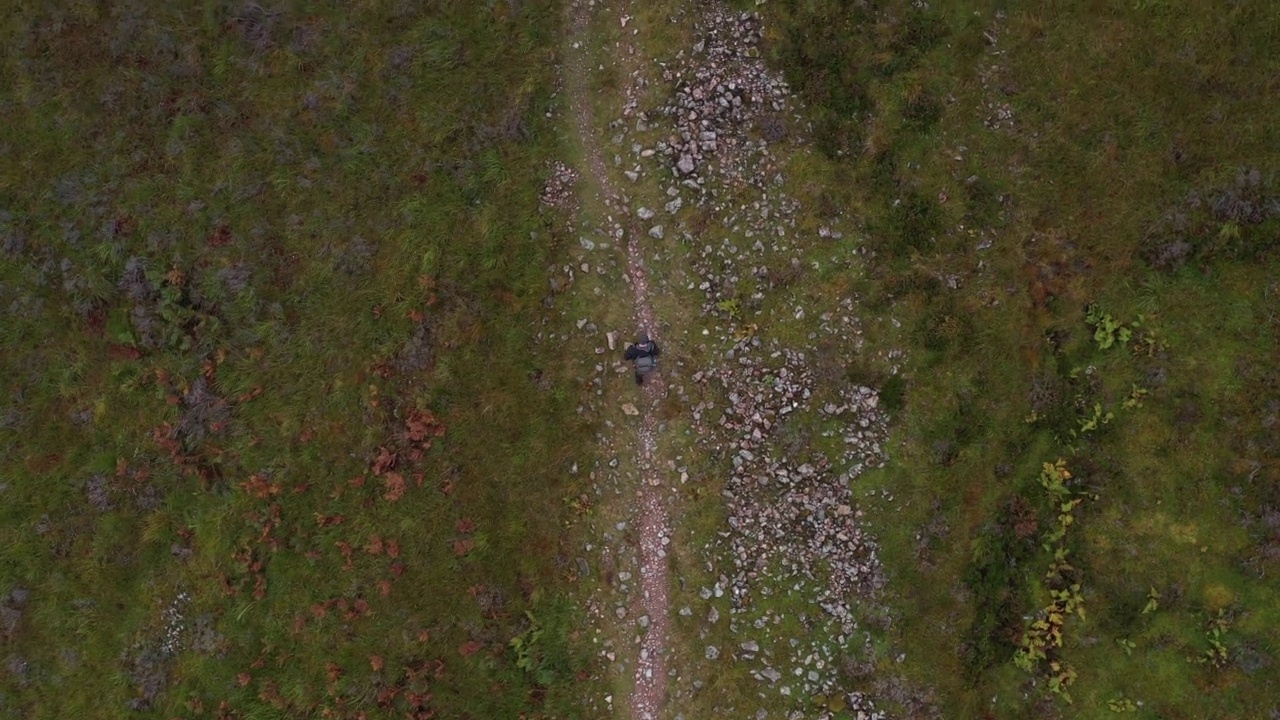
635 371 643 386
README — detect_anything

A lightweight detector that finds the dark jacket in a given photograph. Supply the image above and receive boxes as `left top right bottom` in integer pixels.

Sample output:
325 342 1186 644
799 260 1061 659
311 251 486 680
624 340 661 361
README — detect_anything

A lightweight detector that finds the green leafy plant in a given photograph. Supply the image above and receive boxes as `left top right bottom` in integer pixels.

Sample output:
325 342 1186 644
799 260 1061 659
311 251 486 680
1085 304 1140 350
1014 460 1086 703
1198 609 1233 668
1142 587 1161 614
1076 402 1115 435
1121 385 1149 410
716 298 742 320
1108 696 1138 713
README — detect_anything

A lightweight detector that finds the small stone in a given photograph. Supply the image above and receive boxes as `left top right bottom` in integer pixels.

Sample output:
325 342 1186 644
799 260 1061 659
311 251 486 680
637 207 655 220
624 170 639 182
741 640 759 653
648 225 664 239
705 645 719 660
677 155 696 174
607 331 618 350
622 404 639 416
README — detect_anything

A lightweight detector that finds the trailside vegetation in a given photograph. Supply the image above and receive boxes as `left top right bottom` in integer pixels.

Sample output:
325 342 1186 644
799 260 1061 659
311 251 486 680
0 2 592 718
758 0 1280 716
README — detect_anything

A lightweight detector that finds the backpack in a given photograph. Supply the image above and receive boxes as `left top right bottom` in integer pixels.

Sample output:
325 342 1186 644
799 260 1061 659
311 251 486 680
635 350 657 375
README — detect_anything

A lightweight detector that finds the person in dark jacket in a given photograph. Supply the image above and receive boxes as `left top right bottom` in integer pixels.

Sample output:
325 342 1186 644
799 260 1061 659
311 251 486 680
623 332 661 386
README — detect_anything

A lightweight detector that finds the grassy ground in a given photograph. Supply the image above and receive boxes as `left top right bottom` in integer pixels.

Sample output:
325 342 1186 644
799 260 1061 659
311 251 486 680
0 2 602 718
752 0 1280 717
5 1 1280 718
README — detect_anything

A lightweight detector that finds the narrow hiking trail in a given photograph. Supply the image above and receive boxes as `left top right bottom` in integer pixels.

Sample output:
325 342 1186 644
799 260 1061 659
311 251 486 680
559 4 903 719
562 1 671 719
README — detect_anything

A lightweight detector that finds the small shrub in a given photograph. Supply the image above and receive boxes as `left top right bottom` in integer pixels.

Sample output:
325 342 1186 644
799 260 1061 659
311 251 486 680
902 87 943 130
879 375 906 414
878 191 945 258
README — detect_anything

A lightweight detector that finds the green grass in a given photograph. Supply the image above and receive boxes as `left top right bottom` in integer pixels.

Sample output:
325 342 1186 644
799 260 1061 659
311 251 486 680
755 0 1280 716
0 2 600 718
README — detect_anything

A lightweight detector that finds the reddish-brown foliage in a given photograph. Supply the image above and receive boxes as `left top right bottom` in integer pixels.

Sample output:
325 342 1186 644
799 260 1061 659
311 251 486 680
369 655 384 672
403 408 445 446
458 641 481 657
452 539 475 557
372 446 398 475
208 223 232 248
240 474 281 499
107 344 141 360
335 541 354 570
455 517 476 534
382 472 407 502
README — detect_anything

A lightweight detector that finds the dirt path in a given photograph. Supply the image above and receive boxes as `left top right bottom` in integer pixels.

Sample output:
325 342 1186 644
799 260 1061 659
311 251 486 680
562 2 671 719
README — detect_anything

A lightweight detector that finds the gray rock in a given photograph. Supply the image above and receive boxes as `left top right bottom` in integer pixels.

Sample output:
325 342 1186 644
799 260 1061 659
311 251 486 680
677 155 696 175
637 207 655 220
705 645 719 660
649 225 664 239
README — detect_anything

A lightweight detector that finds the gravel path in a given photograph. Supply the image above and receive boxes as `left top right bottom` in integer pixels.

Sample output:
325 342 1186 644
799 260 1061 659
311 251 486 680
563 2 671 718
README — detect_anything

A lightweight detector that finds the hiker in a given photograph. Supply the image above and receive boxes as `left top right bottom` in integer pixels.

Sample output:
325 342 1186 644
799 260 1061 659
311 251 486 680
623 332 661 386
